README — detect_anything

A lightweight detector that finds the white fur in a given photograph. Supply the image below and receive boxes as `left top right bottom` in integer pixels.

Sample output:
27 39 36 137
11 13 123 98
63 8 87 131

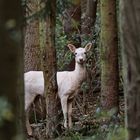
25 43 92 135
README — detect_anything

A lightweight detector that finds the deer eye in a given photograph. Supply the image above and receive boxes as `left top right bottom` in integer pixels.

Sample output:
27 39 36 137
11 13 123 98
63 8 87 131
84 52 87 55
74 53 77 56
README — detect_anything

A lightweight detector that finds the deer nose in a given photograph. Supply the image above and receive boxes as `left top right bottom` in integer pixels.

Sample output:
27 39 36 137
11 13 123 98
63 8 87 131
79 58 84 63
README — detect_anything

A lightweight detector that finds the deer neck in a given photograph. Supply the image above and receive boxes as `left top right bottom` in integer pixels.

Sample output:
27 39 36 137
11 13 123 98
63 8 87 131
74 62 86 81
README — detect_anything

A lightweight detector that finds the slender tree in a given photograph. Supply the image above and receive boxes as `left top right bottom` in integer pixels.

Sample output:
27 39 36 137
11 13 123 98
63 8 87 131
100 0 119 113
42 0 59 138
0 0 25 139
119 0 140 140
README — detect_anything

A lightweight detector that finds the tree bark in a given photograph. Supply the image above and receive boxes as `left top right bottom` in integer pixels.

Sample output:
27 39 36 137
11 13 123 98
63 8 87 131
119 0 140 139
24 0 41 72
42 0 60 139
100 0 119 113
0 0 25 139
81 0 97 40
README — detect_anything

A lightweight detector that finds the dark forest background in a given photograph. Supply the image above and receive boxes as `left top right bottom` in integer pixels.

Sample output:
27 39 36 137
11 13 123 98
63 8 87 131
0 0 140 140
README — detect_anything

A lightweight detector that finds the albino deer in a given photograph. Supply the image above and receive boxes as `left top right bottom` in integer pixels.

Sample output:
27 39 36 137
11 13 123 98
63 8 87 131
24 43 92 135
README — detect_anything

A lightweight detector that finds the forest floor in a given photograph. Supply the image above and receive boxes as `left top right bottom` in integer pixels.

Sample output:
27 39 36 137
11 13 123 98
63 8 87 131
27 87 125 140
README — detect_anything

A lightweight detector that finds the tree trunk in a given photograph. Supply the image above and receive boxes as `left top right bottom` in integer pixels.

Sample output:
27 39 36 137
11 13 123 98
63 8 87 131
81 0 97 41
0 0 25 139
119 0 140 139
24 0 41 72
100 0 119 113
42 0 60 139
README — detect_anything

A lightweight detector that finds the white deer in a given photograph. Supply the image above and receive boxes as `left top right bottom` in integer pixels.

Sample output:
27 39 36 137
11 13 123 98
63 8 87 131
24 43 92 135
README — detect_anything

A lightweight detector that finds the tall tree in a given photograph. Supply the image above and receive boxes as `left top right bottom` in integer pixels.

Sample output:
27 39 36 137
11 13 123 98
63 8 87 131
100 0 119 113
0 0 25 140
24 0 41 72
42 0 59 138
119 0 140 140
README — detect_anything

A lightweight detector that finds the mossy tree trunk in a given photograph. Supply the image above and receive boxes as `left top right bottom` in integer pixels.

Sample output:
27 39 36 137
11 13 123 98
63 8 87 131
100 0 119 113
42 0 60 139
24 0 41 72
0 0 25 140
119 0 140 140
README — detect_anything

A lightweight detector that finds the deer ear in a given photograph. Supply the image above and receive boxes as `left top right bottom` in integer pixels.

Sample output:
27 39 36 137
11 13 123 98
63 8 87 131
67 44 76 53
85 43 92 52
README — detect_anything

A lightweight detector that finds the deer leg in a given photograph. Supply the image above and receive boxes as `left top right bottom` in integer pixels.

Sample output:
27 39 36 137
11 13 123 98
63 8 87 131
68 100 73 128
25 93 36 136
25 108 33 136
60 96 68 128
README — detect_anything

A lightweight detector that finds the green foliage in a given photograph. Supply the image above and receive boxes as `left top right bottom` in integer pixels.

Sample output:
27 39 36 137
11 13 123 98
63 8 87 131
71 19 80 31
85 108 126 140
56 0 80 14
91 125 126 140
64 131 81 140
56 130 81 140
56 0 70 14
0 97 14 126
55 125 126 140
55 16 73 70
106 126 126 140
